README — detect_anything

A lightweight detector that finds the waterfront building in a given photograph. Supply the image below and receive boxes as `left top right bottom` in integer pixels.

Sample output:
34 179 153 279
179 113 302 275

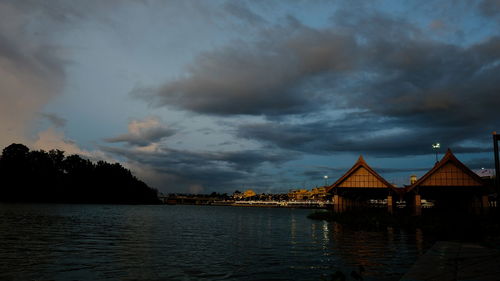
288 189 310 200
310 187 327 200
405 149 490 214
473 168 495 180
287 187 328 201
243 189 256 198
232 189 257 199
322 150 493 214
232 191 243 199
326 156 400 212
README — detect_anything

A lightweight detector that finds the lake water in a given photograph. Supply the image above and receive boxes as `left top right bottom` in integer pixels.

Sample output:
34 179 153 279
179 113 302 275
0 204 431 280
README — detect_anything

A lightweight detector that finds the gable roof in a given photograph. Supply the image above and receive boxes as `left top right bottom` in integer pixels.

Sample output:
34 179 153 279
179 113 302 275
406 149 485 192
326 155 396 193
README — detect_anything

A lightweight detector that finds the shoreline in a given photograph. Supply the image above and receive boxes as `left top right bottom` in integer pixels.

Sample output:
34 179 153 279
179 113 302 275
166 200 333 209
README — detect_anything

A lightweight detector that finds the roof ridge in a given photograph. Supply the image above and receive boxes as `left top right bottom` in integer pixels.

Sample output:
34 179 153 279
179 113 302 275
326 155 395 192
406 148 484 192
357 155 365 163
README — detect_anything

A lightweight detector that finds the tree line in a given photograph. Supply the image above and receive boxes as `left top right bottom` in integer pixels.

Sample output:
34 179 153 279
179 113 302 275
0 143 160 204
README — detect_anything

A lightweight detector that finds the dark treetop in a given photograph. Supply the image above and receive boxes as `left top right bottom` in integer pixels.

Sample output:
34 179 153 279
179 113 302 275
0 143 160 204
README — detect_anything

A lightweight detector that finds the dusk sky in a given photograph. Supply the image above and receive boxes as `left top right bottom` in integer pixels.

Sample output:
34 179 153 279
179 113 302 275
1 0 499 194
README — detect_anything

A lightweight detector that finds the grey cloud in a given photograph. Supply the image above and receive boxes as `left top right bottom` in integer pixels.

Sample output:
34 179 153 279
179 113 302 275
236 112 493 157
222 1 267 24
211 149 298 172
137 10 499 136
135 21 358 116
302 167 348 180
478 0 500 18
104 118 177 147
100 146 245 189
40 113 67 128
349 37 500 124
3 0 126 23
463 157 495 169
100 145 298 193
133 9 500 157
105 127 176 147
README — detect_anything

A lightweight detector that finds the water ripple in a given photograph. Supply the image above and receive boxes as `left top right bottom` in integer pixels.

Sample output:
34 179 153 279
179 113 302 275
0 204 431 280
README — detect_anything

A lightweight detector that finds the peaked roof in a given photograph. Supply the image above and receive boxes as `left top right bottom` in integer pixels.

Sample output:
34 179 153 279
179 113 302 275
326 155 396 193
406 149 485 192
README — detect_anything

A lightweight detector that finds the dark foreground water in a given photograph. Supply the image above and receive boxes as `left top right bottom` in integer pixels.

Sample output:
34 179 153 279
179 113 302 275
0 204 431 280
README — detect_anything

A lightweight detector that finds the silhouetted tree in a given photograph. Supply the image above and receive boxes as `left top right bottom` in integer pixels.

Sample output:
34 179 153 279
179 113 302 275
0 143 160 204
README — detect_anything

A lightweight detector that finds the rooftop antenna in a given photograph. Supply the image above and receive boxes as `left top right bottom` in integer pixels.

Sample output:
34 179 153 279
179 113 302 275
432 142 441 163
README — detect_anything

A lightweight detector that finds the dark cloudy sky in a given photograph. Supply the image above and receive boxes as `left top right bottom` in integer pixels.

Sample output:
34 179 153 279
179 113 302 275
1 0 499 194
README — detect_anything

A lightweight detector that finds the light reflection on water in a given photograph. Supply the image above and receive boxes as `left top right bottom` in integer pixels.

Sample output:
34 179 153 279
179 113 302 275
0 204 431 280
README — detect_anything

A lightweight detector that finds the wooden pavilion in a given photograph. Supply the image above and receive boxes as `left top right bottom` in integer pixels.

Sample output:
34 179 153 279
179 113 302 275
326 156 401 212
405 149 490 214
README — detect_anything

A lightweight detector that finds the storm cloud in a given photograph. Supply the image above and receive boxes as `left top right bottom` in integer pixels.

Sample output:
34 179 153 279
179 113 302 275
138 9 500 157
136 19 358 116
236 114 492 157
101 144 298 193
